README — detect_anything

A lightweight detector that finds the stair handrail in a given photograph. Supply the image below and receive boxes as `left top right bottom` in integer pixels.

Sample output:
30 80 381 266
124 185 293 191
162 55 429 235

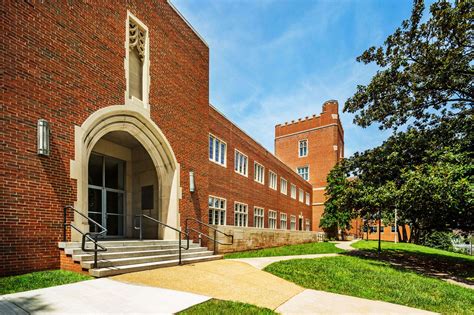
63 205 107 268
185 217 234 255
133 214 189 265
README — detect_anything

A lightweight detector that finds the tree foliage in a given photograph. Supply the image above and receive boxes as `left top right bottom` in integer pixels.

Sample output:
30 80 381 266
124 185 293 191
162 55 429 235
321 0 473 240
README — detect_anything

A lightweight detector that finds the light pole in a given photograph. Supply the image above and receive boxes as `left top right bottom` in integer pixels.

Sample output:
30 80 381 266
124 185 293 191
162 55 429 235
395 208 398 243
378 208 381 254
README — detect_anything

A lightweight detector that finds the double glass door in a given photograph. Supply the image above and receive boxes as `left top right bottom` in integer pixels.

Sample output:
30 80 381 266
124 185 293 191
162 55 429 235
88 153 125 237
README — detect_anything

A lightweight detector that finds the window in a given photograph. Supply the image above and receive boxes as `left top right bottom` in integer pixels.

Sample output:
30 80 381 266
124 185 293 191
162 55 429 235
290 184 297 199
380 226 385 232
305 192 310 205
254 207 264 228
209 134 226 166
391 225 396 233
234 150 248 176
299 189 304 203
370 226 377 233
280 178 287 195
290 215 296 230
280 213 287 229
305 219 310 231
208 196 226 225
297 166 309 181
254 162 265 184
127 14 148 103
234 202 248 227
363 226 368 232
269 171 277 190
299 139 308 157
268 210 277 229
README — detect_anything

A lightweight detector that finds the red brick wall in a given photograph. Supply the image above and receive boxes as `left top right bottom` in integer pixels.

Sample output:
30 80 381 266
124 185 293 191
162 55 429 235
274 101 344 231
208 107 313 230
1 1 208 276
59 251 89 275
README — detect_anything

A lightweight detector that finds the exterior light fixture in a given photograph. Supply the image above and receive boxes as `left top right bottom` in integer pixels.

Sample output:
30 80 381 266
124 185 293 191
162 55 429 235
189 171 195 192
37 119 50 156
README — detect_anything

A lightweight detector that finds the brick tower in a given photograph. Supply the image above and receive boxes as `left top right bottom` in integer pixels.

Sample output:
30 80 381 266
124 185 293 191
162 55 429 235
274 100 344 231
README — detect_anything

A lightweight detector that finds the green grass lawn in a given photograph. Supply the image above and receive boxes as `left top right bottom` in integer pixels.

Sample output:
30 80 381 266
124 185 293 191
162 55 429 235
0 270 92 295
352 240 474 282
224 242 343 259
178 299 276 315
353 240 474 261
265 256 474 315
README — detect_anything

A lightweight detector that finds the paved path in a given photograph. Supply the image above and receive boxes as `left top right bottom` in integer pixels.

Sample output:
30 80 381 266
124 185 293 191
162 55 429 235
114 258 437 314
0 278 209 314
276 289 436 314
333 239 358 251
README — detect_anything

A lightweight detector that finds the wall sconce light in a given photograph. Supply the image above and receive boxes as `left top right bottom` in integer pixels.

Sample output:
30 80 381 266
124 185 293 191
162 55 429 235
37 119 50 156
189 171 195 193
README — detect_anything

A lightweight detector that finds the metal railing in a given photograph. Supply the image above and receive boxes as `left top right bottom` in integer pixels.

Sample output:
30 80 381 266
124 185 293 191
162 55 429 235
63 206 107 268
133 214 189 264
185 217 234 255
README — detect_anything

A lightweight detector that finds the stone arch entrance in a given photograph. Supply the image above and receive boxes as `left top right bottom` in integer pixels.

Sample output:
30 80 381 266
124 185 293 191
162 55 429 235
70 106 180 241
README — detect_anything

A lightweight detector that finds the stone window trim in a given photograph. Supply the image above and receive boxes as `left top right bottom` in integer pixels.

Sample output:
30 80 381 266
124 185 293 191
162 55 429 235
254 162 265 184
208 195 226 226
280 177 287 195
254 206 264 229
298 139 308 157
209 133 227 167
125 11 150 109
234 149 248 177
290 184 297 199
299 188 304 203
297 166 309 181
305 192 311 205
290 215 296 231
269 170 277 190
280 212 287 230
268 210 277 229
234 201 248 227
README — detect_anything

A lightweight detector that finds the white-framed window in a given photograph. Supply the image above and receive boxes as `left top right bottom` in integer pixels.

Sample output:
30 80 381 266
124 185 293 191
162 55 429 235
280 178 287 195
299 189 304 203
268 210 277 229
305 192 310 205
234 202 248 227
254 207 264 228
254 162 265 184
290 215 296 230
305 218 311 231
208 196 226 225
280 213 287 229
299 139 308 157
290 184 297 199
297 166 309 181
209 134 227 167
234 149 248 176
269 171 277 190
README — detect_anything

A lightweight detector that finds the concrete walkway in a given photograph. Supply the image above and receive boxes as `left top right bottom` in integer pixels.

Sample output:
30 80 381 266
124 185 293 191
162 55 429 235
0 278 210 314
333 239 358 251
113 258 437 314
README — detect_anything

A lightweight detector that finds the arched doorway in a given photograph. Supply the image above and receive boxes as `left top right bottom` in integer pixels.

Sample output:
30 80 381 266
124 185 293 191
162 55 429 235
70 105 180 241
87 131 160 238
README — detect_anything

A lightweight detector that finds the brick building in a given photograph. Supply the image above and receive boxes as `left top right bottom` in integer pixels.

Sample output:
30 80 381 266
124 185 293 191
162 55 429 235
275 101 344 232
1 1 324 276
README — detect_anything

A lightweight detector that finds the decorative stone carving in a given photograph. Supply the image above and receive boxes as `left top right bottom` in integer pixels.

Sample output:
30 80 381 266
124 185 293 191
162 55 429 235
129 21 146 61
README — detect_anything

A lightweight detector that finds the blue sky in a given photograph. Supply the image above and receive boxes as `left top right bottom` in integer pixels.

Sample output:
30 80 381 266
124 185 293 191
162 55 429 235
172 0 425 157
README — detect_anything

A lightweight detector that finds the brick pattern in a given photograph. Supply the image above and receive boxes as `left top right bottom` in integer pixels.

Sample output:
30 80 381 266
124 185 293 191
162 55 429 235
208 107 313 230
59 250 89 275
274 101 344 231
1 0 209 276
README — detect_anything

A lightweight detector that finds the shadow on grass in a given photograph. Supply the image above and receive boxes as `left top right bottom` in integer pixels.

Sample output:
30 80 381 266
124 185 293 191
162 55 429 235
344 248 474 286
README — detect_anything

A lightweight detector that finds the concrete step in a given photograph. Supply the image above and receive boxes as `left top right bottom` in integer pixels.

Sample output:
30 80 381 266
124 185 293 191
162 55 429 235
81 250 215 269
89 255 223 277
73 247 208 262
65 243 200 256
59 240 188 249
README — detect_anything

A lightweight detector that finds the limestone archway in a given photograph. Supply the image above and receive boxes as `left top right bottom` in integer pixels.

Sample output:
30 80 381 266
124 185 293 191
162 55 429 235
70 105 180 241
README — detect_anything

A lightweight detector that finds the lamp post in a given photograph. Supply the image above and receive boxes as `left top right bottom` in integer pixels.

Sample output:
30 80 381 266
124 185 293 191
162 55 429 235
378 208 381 254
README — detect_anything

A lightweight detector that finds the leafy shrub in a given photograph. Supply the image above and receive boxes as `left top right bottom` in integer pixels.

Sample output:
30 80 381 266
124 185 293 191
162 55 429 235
420 231 454 251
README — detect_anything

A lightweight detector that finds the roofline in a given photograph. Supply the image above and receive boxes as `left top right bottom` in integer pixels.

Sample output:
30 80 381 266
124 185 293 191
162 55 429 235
209 103 312 189
167 0 209 48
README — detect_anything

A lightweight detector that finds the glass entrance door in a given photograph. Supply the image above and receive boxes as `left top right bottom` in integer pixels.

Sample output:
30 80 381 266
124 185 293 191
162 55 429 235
88 153 125 237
